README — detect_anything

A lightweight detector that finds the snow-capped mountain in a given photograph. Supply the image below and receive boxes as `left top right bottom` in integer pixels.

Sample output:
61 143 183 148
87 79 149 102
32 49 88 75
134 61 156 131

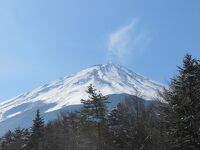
0 63 164 135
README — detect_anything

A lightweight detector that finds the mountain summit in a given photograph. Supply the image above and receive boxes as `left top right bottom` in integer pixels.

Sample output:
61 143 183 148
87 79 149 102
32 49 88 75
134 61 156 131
0 63 164 135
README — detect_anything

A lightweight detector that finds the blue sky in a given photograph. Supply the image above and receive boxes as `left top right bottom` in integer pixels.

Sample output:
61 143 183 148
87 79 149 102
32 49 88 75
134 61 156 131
0 0 200 101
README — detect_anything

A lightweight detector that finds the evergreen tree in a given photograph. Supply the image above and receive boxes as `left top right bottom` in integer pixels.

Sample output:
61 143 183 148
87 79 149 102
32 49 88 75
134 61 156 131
81 84 109 150
29 109 44 150
162 54 200 149
0 130 13 150
0 128 30 150
12 128 30 150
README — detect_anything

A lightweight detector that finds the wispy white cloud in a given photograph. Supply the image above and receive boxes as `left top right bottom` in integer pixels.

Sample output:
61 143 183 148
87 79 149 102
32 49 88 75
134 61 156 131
107 19 150 62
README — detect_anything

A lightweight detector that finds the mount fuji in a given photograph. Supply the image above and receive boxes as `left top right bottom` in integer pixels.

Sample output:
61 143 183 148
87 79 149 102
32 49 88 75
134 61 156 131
0 63 164 135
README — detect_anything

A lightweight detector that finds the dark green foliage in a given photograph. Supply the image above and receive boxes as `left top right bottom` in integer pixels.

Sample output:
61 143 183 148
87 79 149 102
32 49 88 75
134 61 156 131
161 54 200 149
81 84 109 123
0 130 12 150
29 109 44 150
81 84 109 150
0 128 30 150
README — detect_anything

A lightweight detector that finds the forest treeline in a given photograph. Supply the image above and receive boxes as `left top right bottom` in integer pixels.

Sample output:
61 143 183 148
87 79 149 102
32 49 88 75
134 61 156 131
0 54 200 150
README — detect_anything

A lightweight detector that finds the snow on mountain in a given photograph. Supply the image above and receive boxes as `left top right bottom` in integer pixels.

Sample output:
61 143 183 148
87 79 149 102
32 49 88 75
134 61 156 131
0 63 164 135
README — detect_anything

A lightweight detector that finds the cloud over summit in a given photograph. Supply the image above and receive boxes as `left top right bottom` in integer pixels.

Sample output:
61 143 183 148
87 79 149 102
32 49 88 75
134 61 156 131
107 19 150 62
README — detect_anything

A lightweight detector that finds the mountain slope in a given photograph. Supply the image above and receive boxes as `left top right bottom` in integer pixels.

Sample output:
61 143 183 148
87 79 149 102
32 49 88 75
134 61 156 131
0 63 164 135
